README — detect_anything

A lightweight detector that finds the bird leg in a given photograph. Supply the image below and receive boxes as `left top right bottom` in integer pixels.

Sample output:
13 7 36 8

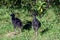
14 26 17 35
34 31 38 40
14 28 17 35
18 28 22 34
35 31 38 37
35 32 37 36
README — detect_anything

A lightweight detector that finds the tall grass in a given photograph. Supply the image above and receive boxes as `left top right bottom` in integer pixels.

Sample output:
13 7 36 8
0 7 60 40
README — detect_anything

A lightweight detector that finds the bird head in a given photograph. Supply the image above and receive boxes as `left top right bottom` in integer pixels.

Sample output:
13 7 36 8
10 13 15 17
30 10 38 16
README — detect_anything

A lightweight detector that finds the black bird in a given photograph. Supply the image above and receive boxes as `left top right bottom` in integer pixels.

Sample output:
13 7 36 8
32 10 41 36
10 13 23 34
23 21 32 30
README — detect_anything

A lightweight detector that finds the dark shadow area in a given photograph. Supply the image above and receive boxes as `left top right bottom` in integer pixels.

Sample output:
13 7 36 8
54 0 60 6
22 21 32 31
41 27 49 35
37 21 41 30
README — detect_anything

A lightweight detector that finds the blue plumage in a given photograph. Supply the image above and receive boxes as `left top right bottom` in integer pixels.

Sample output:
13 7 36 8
10 13 22 33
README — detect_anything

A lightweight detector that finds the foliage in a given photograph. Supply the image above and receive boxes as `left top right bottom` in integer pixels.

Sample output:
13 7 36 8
0 0 60 40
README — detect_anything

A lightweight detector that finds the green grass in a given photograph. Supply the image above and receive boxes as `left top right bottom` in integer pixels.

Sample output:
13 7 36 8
0 8 60 40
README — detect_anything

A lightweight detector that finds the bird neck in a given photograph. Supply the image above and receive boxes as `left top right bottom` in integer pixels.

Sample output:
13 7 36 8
33 16 36 19
11 16 15 20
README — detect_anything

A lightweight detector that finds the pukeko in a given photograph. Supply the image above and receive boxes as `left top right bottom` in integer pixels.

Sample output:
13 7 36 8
32 10 41 36
10 13 23 34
